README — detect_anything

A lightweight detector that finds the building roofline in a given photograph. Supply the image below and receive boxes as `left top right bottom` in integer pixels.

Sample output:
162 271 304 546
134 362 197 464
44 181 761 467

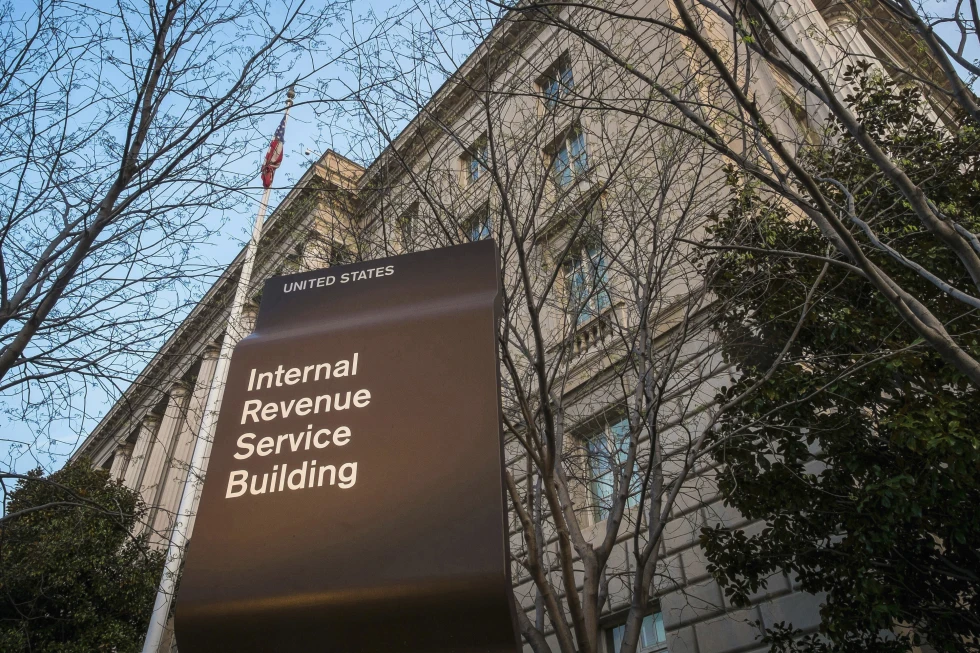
355 6 544 193
73 150 364 459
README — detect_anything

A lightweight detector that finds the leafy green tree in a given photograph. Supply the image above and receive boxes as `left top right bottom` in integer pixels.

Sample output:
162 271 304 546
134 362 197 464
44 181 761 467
701 68 980 652
0 460 164 652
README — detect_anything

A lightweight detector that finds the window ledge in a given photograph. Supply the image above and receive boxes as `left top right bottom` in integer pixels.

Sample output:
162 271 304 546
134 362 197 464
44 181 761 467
567 302 619 359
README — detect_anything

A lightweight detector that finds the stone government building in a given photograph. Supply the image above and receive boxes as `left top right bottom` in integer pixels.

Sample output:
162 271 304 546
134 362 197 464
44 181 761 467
72 0 951 651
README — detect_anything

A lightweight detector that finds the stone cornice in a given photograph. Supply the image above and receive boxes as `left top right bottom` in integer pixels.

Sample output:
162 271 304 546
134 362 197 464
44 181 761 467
73 152 364 461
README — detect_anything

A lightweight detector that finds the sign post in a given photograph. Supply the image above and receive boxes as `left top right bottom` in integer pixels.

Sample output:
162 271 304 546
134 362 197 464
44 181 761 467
176 240 519 653
142 86 294 653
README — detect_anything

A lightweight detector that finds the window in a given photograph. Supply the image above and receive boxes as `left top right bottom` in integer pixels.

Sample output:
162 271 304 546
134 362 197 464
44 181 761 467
610 613 668 653
586 416 642 522
781 91 821 146
467 206 492 242
769 67 820 147
463 137 489 185
551 129 588 189
397 202 418 246
540 55 574 109
328 240 354 266
565 239 610 324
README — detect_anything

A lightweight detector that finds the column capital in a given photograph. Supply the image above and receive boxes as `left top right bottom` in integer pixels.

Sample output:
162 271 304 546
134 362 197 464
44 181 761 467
170 380 193 397
819 0 857 25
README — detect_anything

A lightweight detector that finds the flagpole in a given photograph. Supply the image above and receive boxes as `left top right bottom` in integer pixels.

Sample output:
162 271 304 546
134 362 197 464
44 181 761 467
141 85 296 653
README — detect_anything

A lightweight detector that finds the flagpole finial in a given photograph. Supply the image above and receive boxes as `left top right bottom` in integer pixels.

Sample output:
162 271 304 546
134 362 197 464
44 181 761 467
286 84 296 106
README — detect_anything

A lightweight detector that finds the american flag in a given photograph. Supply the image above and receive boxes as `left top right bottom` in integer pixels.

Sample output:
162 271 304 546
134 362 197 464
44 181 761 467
261 115 287 188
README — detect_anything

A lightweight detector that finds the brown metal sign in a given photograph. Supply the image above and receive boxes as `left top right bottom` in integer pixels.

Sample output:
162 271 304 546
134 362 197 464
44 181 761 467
175 241 518 653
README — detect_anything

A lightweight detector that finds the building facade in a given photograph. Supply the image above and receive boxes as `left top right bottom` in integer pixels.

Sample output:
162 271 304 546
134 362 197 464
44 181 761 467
73 1 949 651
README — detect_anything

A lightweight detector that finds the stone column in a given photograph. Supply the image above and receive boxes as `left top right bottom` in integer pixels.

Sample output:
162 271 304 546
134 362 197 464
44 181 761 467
140 381 191 543
773 0 845 124
820 3 882 93
775 0 840 71
122 414 161 492
825 10 876 60
108 442 134 482
185 342 232 541
151 346 221 544
241 303 259 335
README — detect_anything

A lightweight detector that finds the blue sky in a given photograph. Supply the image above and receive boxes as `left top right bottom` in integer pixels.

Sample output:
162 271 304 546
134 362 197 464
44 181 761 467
3 0 976 476
0 0 470 476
